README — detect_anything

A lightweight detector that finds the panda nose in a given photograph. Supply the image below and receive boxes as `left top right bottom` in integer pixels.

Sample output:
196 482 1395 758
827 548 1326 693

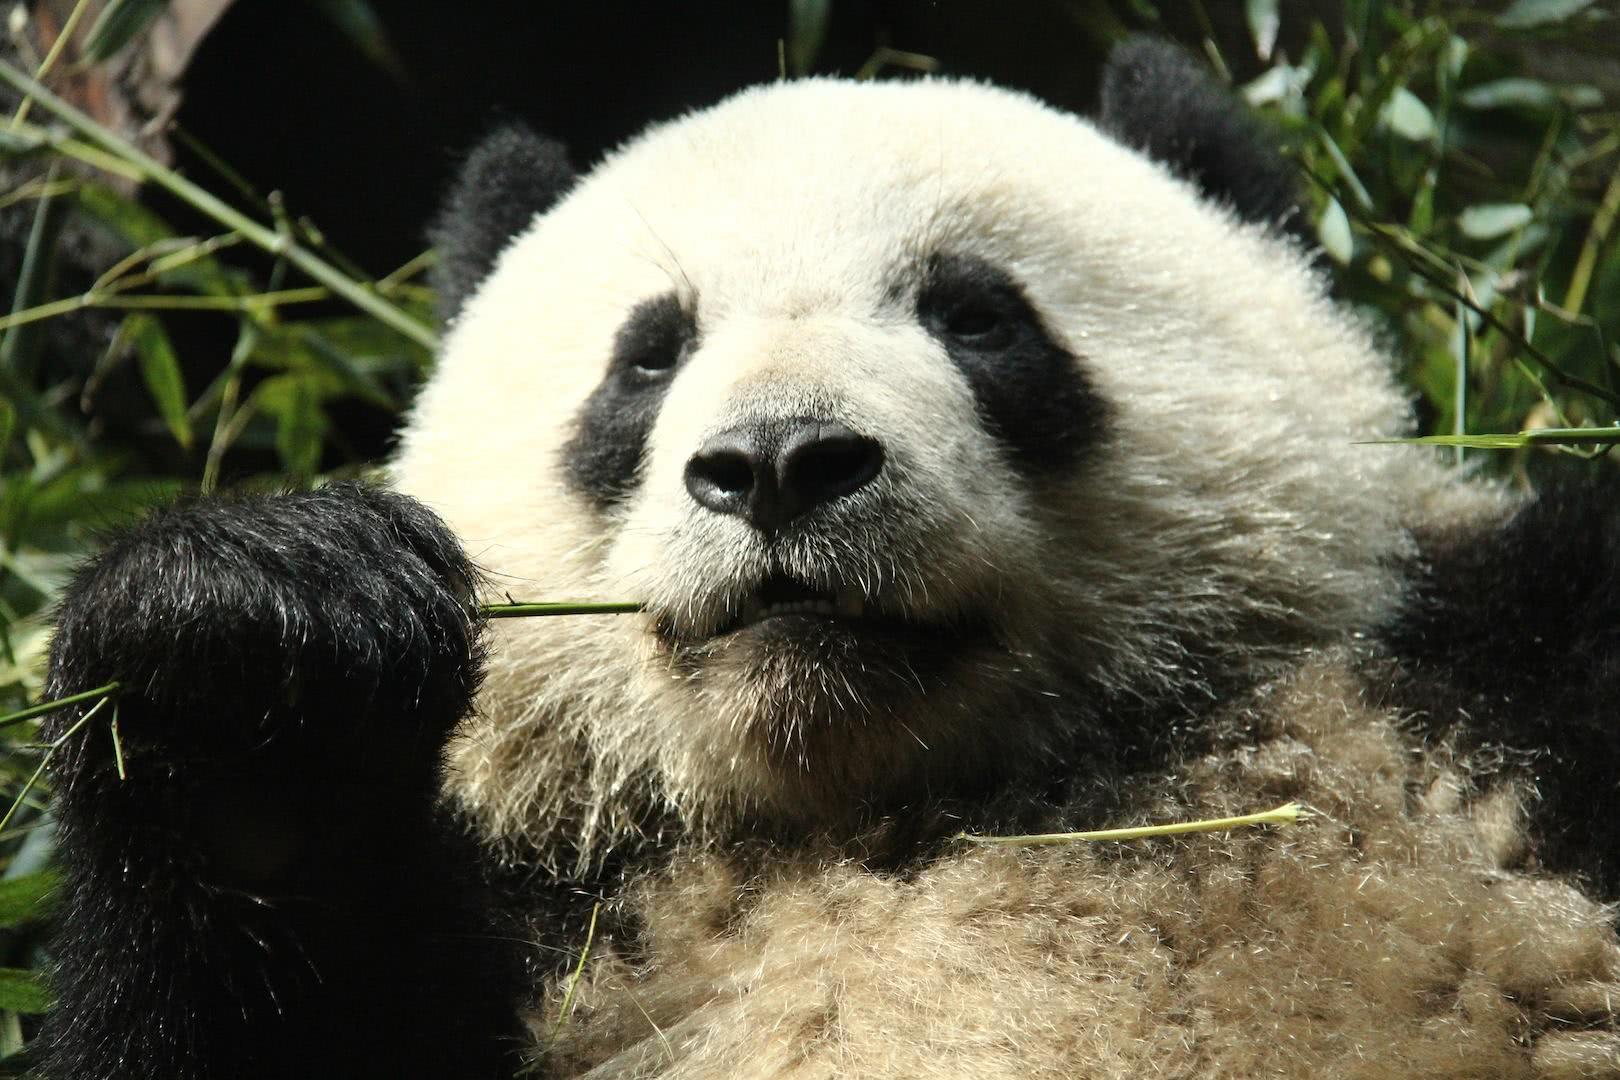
684 419 884 534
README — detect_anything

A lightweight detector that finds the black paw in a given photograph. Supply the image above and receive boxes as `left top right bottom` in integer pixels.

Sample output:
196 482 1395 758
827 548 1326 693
44 483 485 785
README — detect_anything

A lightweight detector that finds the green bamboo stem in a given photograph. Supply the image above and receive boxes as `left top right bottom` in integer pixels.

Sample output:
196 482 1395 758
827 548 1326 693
958 802 1308 846
0 681 119 731
481 601 645 619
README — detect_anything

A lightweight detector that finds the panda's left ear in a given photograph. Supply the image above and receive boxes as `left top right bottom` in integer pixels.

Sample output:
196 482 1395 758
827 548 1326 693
1098 37 1301 234
428 123 577 325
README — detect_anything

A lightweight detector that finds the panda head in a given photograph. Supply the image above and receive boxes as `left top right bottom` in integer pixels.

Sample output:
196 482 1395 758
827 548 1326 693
393 43 1491 857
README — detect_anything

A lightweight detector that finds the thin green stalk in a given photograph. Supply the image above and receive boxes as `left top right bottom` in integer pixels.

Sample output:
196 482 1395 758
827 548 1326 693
0 693 111 834
8 0 93 129
1564 167 1620 316
0 177 77 213
958 802 1308 846
482 601 645 619
110 700 125 781
545 903 600 1052
0 58 436 349
1372 426 1620 450
0 682 120 731
0 287 329 333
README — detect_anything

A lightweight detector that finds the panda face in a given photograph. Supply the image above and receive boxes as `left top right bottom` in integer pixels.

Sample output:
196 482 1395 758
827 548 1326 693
394 78 1470 845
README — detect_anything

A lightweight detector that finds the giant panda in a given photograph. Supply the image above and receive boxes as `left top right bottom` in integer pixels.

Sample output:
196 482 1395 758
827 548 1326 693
35 39 1620 1079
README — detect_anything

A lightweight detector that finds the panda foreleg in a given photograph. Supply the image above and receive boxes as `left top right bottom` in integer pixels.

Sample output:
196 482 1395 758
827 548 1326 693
1386 478 1620 896
34 483 526 1080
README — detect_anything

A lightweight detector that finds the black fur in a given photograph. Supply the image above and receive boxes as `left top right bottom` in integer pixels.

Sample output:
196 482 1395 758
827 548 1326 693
917 254 1107 475
429 123 576 325
1099 37 1303 237
1382 480 1620 895
38 484 526 1079
563 291 694 506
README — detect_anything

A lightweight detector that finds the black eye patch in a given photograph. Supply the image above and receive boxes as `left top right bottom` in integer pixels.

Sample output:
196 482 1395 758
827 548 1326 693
562 291 694 506
917 254 1107 475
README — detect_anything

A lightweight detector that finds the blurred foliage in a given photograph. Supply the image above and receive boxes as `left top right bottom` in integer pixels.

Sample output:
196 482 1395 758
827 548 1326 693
0 0 1616 1062
1228 0 1620 471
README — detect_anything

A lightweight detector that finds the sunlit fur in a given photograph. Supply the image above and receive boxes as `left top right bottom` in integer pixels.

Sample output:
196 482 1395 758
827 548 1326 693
379 77 1620 1077
394 79 1502 859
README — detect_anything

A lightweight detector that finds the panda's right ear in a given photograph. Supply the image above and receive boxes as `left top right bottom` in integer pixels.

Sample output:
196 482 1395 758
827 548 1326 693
428 123 577 325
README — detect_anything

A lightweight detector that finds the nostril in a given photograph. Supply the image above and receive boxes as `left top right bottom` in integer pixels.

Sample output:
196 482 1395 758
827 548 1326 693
782 427 884 504
685 430 768 518
689 451 755 496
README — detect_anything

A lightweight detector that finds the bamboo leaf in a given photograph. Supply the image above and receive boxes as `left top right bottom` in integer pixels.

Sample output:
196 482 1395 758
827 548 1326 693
0 969 49 1015
256 375 327 477
1497 0 1598 28
1245 0 1281 60
0 871 57 929
1319 197 1353 264
127 315 193 449
307 0 406 79
1459 78 1558 110
1381 87 1436 141
81 0 169 63
1458 203 1534 240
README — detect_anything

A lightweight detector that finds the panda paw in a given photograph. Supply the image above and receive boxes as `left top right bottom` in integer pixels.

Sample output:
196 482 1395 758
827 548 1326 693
44 483 485 787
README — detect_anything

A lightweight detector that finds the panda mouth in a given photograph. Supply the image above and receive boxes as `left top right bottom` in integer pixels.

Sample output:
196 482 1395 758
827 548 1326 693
729 573 867 631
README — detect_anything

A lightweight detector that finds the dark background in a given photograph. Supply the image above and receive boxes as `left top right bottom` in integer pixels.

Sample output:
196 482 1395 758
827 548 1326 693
176 1 1333 276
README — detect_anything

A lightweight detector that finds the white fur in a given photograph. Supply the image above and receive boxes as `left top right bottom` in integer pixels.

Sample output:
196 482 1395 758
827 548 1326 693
380 78 1620 1077
393 78 1501 855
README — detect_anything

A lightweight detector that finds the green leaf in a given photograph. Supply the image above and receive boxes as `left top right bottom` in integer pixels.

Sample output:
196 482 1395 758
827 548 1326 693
307 0 405 79
1444 35 1469 80
0 871 57 929
81 0 169 63
1318 197 1353 264
1561 84 1604 109
1245 0 1280 60
1497 0 1598 28
127 315 193 450
255 376 328 478
1381 87 1436 141
1243 64 1310 109
0 969 49 1015
1459 78 1558 111
0 398 13 459
1458 203 1534 240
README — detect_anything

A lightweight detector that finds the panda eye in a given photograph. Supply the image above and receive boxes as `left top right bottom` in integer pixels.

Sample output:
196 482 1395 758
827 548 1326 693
611 292 694 382
940 302 1007 344
629 340 685 376
917 255 1029 352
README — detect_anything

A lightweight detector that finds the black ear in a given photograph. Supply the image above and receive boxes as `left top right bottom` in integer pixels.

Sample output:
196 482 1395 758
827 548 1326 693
1098 38 1301 235
428 123 577 325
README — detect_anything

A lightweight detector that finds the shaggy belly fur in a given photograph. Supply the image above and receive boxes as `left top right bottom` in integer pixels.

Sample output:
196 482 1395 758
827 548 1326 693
534 653 1620 1079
